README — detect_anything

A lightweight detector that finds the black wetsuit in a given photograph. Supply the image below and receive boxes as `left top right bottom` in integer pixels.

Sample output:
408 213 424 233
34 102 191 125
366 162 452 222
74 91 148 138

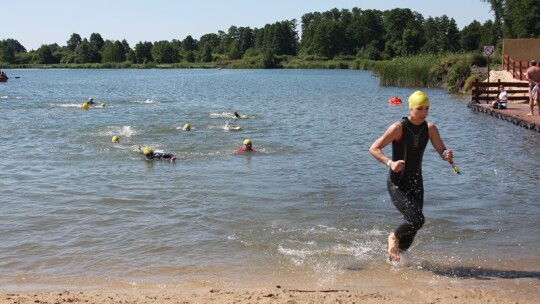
147 152 175 160
387 117 429 252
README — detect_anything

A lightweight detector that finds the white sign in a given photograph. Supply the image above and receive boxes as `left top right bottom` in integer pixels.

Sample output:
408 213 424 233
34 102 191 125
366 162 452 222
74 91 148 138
484 45 495 57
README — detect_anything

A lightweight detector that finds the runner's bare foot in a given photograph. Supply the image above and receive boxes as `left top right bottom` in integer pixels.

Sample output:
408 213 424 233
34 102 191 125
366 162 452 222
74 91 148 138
388 233 400 263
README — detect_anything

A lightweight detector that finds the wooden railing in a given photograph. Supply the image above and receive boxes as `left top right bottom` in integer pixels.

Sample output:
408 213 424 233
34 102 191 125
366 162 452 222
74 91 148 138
503 54 530 81
471 79 529 104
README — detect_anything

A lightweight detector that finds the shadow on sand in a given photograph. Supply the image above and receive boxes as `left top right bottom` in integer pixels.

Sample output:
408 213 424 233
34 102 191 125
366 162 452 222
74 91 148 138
419 262 540 280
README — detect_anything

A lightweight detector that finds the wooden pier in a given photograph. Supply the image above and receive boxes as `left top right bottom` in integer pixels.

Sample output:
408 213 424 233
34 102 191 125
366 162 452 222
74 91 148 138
468 102 540 132
471 80 529 104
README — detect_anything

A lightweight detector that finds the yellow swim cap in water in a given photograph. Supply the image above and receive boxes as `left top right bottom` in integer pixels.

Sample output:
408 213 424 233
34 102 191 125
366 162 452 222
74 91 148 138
243 139 252 145
82 102 89 110
143 146 153 155
408 91 430 109
183 123 191 131
112 136 119 142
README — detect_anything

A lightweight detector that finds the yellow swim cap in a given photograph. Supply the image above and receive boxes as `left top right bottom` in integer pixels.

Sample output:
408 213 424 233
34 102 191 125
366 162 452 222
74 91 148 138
183 123 191 130
82 102 89 110
112 136 119 142
143 146 153 155
408 91 430 109
243 139 252 145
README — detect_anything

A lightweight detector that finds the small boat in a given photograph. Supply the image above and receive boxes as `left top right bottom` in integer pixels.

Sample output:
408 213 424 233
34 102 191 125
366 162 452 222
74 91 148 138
0 71 8 82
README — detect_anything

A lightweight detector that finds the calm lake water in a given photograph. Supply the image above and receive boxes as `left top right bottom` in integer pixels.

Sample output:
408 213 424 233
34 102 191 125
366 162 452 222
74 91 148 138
0 69 539 291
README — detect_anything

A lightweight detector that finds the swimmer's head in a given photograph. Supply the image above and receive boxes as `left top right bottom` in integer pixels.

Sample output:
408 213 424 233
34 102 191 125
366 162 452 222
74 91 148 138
243 139 252 146
112 136 119 143
408 91 430 109
182 123 191 131
143 146 153 156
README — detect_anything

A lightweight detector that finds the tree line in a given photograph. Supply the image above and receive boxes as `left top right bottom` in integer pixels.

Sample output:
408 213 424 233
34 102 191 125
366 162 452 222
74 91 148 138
0 3 538 68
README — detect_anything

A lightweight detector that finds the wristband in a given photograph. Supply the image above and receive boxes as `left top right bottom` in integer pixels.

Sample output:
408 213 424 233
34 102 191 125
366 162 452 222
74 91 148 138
441 149 447 159
386 159 392 167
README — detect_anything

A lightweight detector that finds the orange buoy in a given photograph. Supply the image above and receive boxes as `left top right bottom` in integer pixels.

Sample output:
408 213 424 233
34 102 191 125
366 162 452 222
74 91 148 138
388 96 402 105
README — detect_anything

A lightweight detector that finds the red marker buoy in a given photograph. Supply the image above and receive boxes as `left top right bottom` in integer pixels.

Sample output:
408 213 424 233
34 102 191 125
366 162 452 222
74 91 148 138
388 96 402 105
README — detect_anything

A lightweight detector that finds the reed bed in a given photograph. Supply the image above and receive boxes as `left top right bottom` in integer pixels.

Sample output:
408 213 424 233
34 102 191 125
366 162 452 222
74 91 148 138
372 56 441 87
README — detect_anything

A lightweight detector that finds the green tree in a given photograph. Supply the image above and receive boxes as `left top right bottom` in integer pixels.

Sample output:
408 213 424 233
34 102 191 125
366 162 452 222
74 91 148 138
89 33 105 52
220 26 239 56
183 35 198 51
311 19 346 58
460 20 484 51
237 26 254 55
133 41 153 63
347 8 384 56
101 40 125 62
152 41 179 63
480 20 498 47
226 40 242 60
201 43 213 62
74 39 100 63
382 8 424 57
481 0 504 43
35 44 59 64
504 0 540 37
0 43 16 63
299 12 321 55
421 16 459 53
0 39 26 63
67 33 82 52
199 33 221 51
121 39 131 53
185 50 196 62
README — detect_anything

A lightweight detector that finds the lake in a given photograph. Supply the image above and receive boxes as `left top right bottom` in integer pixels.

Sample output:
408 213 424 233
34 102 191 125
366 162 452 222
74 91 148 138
0 68 538 291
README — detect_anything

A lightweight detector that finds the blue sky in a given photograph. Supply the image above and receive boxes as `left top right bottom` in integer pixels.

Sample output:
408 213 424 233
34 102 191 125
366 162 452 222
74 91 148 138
1 0 493 51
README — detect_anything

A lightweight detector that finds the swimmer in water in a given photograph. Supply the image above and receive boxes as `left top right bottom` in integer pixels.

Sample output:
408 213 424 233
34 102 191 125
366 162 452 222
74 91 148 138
137 146 176 162
235 139 256 153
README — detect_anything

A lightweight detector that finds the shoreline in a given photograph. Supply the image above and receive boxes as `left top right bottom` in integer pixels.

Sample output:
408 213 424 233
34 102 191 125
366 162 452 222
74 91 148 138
1 277 538 304
2 267 538 304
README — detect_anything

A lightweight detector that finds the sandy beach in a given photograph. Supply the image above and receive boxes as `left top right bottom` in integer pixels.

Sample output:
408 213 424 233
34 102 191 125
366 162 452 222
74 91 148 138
1 279 538 304
1 267 538 304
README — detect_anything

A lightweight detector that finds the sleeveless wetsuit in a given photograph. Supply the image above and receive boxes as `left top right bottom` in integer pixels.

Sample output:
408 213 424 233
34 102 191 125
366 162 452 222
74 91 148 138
387 117 429 252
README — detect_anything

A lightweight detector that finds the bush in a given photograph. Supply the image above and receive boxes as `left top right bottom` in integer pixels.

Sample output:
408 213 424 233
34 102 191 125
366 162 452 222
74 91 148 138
446 60 471 92
462 74 483 92
468 53 488 67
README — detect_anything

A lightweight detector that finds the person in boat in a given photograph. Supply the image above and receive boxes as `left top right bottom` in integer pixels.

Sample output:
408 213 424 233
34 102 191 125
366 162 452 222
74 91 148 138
369 91 455 264
492 85 508 110
235 139 256 153
137 146 176 162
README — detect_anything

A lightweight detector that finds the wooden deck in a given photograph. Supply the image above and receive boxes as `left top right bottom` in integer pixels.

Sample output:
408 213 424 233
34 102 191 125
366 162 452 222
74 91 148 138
468 101 540 132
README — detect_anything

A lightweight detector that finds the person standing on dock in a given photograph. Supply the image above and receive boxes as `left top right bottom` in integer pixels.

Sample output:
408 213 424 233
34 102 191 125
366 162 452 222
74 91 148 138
525 60 540 116
369 91 455 264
